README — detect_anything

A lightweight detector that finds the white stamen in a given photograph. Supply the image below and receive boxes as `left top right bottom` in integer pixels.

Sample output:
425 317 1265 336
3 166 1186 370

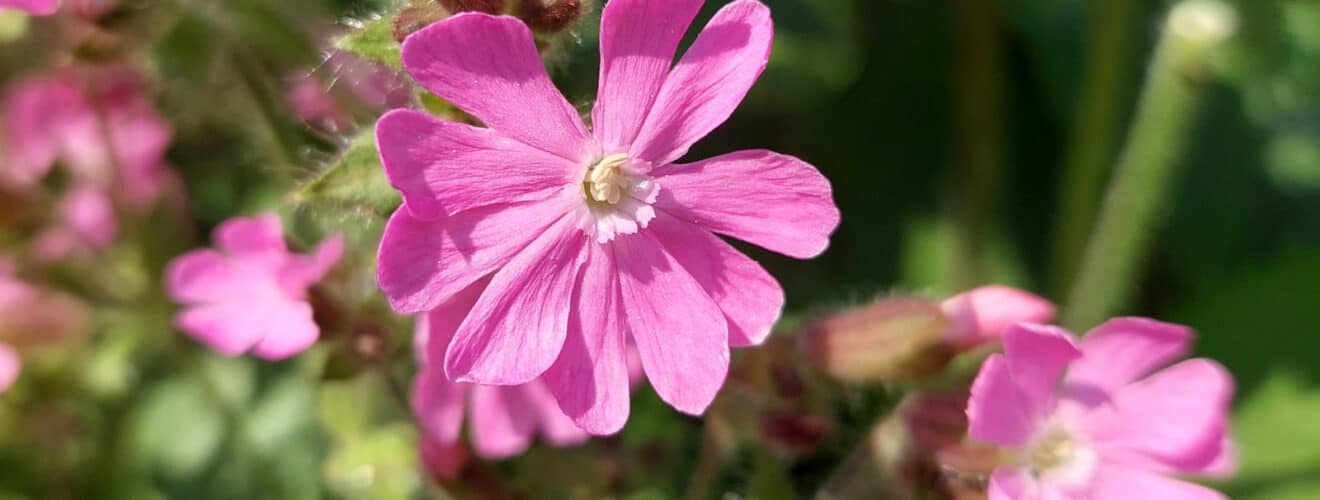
585 153 631 205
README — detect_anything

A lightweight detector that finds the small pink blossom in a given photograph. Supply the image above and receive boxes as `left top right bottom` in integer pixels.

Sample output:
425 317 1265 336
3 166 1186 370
412 298 589 460
941 285 1056 348
164 213 342 360
0 259 92 347
33 187 118 261
377 0 839 433
0 343 18 393
967 319 1234 499
286 52 411 130
0 0 59 15
0 68 173 208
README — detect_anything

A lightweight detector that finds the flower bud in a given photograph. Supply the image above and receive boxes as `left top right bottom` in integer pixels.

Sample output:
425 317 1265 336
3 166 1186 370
802 297 953 383
517 0 586 33
393 5 449 43
436 0 505 15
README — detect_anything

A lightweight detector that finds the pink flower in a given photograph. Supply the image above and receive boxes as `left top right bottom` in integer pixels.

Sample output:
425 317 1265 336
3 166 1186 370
0 0 59 15
33 187 118 261
164 213 343 360
412 294 589 460
0 68 172 208
286 52 411 130
966 319 1235 499
0 258 92 347
377 0 839 433
941 285 1056 349
0 343 18 393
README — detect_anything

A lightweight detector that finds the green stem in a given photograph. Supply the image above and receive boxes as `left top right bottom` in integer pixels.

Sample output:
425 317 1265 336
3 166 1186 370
1049 0 1141 298
1062 1 1236 330
947 0 1005 291
683 406 735 500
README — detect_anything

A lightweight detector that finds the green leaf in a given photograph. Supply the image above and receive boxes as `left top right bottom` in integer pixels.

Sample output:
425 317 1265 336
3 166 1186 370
335 17 402 70
324 425 421 500
293 127 400 218
129 378 226 480
1219 373 1320 499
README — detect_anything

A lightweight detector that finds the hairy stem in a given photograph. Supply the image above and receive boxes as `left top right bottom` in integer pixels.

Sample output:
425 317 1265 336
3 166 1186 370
1049 0 1141 297
947 0 1005 290
1062 1 1237 330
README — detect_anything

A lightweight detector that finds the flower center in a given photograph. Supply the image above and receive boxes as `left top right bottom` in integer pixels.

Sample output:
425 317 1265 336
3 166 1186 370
1029 430 1076 472
584 153 630 205
573 153 660 243
1022 424 1098 488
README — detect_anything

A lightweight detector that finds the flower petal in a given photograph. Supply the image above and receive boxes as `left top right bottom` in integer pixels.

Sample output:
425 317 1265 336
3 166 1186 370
165 250 275 304
940 286 1056 347
175 301 273 357
1066 317 1193 393
523 381 590 447
445 220 586 385
967 354 1038 447
630 0 774 165
249 301 320 360
1084 464 1227 500
542 243 632 435
376 109 575 219
278 234 343 293
423 277 492 367
649 214 783 347
1080 359 1234 475
1003 323 1082 416
591 0 704 152
4 0 60 16
401 13 592 162
215 213 287 263
376 199 569 314
615 230 729 415
0 343 20 393
654 150 838 259
412 280 489 444
413 367 469 446
468 384 537 460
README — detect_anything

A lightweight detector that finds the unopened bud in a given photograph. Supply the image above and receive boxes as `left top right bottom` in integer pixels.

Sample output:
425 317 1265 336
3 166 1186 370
1168 0 1237 47
393 5 450 43
517 0 586 33
802 297 953 383
762 412 829 455
436 0 505 15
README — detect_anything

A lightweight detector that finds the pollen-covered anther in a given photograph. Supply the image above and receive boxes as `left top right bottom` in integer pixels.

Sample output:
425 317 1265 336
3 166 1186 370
585 153 631 205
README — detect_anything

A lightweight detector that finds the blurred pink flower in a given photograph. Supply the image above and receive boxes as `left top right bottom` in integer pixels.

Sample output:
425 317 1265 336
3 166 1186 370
0 343 18 393
0 257 92 347
164 213 342 360
32 187 118 261
0 68 173 208
0 0 59 15
377 0 839 433
285 52 411 130
941 285 1056 349
967 319 1235 500
412 298 588 460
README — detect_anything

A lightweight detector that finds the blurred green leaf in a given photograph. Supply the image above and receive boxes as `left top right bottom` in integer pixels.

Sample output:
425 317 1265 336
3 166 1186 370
294 127 400 217
324 424 421 500
130 378 225 480
1220 373 1320 499
336 18 402 70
